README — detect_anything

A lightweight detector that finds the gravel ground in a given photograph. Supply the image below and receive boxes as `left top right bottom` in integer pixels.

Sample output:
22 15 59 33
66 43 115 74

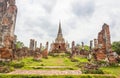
8 70 82 75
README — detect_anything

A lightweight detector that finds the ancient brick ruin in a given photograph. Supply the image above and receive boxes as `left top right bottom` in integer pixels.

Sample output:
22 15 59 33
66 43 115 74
0 0 17 61
93 23 117 63
50 22 69 53
41 42 49 58
28 39 49 60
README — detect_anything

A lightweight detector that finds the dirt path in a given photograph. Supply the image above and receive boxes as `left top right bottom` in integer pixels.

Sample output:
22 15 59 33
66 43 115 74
8 70 82 75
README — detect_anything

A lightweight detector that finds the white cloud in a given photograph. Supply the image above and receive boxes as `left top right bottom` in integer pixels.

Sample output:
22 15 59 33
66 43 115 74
15 0 120 47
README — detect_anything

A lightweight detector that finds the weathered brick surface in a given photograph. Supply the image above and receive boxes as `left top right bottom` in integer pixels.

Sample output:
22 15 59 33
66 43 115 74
0 0 17 60
94 23 116 63
41 42 49 58
29 39 35 51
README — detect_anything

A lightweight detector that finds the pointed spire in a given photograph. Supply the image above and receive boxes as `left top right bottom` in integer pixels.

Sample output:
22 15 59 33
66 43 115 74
58 21 62 34
55 20 65 43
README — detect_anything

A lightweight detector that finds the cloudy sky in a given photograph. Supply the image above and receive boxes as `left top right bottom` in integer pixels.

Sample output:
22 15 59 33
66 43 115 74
15 0 120 47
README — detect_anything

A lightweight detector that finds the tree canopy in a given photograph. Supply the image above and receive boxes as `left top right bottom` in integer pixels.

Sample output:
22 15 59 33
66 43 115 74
16 41 24 49
112 41 120 55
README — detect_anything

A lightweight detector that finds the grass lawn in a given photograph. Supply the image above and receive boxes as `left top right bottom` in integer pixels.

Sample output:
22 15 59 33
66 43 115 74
12 55 88 70
100 66 120 78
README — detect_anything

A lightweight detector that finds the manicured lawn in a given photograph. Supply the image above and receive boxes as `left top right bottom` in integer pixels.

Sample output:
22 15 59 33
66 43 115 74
11 55 88 70
101 66 120 78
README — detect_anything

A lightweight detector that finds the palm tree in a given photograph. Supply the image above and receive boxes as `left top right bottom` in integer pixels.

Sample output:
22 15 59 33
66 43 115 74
16 41 24 49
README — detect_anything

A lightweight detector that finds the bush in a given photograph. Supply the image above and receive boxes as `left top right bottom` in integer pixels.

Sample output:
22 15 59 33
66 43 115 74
112 41 120 55
40 64 45 66
109 63 119 67
76 62 87 68
82 69 104 74
32 59 42 62
96 61 108 67
0 61 10 66
0 66 14 73
10 62 24 68
71 58 79 62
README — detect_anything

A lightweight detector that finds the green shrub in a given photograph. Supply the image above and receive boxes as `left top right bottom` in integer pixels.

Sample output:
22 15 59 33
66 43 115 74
32 59 42 62
40 64 45 66
0 66 14 73
82 69 104 74
71 58 79 62
76 62 87 68
109 63 119 67
0 61 11 66
10 62 24 68
96 60 108 67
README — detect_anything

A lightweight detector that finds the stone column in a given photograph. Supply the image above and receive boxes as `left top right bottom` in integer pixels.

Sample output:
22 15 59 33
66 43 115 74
102 24 111 53
94 39 98 49
40 43 42 52
72 41 75 51
90 40 93 51
42 42 49 59
29 39 35 51
70 41 75 58
46 41 49 50
34 41 37 50
81 42 84 50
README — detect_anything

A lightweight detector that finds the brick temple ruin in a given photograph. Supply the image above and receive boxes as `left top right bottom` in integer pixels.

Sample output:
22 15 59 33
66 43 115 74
0 0 17 61
29 39 49 60
93 23 117 63
50 22 69 53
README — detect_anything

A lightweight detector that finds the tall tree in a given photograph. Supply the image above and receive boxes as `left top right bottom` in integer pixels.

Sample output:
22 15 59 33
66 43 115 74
112 41 120 55
16 41 24 49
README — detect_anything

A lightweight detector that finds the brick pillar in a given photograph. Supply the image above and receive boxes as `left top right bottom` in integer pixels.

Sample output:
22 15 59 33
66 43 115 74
81 42 84 50
40 43 42 52
94 39 98 49
29 39 35 51
46 42 49 50
34 41 37 50
90 40 93 51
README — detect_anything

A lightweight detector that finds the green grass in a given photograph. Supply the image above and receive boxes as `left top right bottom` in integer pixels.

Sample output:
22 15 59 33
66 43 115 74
0 74 116 78
73 56 89 63
11 55 88 70
101 66 120 78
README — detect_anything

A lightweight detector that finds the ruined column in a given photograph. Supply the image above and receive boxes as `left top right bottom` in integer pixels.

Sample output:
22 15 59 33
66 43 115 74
98 31 104 49
40 43 42 52
0 0 17 60
46 42 49 50
34 41 37 50
97 23 112 53
0 0 17 48
29 39 35 51
102 23 111 53
81 42 84 50
94 39 98 49
42 42 49 58
90 40 93 51
70 41 76 58
72 41 75 51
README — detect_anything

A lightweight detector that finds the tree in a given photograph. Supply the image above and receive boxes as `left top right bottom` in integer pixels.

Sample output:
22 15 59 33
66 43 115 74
16 41 24 49
84 45 90 51
112 41 120 55
78 45 90 51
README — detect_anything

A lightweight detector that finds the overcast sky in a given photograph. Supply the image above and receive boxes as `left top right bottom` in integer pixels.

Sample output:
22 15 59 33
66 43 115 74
15 0 120 47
